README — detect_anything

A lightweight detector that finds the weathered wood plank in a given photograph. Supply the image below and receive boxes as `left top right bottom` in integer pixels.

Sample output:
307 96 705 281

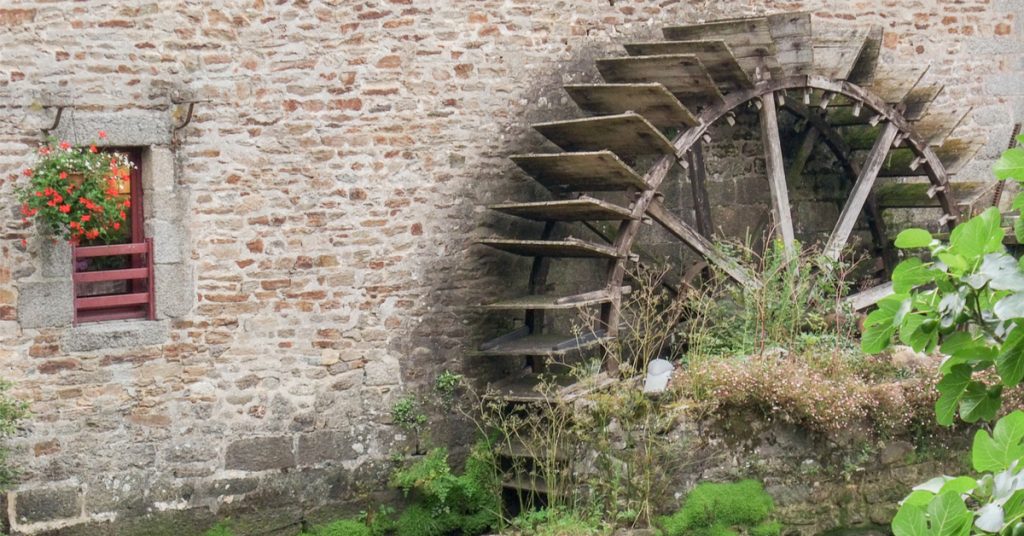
645 200 759 288
510 151 647 192
532 113 676 158
759 92 796 252
858 137 983 176
662 16 781 80
596 55 725 107
476 332 611 357
844 282 894 311
824 121 899 261
913 108 971 145
481 289 619 310
477 238 622 259
563 83 697 127
688 143 713 237
861 64 928 102
811 26 870 80
874 180 993 208
767 12 814 77
847 26 883 85
489 197 634 221
902 84 943 121
621 40 753 91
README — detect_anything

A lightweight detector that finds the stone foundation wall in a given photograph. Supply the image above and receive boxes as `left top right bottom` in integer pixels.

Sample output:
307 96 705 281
669 411 970 535
0 1 1019 534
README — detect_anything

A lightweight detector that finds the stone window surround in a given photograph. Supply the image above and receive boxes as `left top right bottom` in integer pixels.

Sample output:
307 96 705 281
15 111 193 350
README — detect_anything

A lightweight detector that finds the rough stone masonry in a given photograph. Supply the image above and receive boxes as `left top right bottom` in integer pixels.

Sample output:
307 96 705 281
0 1 1020 534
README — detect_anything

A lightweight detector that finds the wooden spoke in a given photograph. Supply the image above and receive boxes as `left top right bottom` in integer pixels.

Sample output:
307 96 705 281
823 121 900 261
786 125 820 183
758 92 796 253
645 200 759 288
844 282 894 311
687 143 713 237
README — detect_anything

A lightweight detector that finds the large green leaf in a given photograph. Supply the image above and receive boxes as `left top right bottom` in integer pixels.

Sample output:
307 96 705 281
972 411 1024 472
936 365 972 426
996 293 1024 321
949 208 1004 263
960 381 1002 423
997 328 1024 387
995 146 1024 181
862 323 896 354
925 491 972 536
895 228 935 249
892 503 928 536
979 254 1024 291
893 258 939 293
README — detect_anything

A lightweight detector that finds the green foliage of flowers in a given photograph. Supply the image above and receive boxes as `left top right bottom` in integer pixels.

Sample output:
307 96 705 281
16 135 133 244
657 480 779 536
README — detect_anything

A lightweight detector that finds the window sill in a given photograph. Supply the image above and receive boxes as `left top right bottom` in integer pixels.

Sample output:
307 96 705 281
60 319 169 353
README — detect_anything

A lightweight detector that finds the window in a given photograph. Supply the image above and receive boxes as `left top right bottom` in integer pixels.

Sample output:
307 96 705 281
70 149 156 324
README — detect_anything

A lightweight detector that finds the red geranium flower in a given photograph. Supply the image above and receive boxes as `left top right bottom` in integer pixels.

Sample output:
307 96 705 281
59 140 71 150
98 130 107 139
58 204 71 213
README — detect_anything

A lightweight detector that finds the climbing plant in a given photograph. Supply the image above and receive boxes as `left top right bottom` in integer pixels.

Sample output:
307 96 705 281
865 136 1024 535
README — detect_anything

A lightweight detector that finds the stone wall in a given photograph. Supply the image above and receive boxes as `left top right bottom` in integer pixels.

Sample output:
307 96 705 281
669 410 970 536
0 1 1019 534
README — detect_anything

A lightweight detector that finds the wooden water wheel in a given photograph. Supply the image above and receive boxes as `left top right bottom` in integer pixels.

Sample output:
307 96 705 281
476 13 986 399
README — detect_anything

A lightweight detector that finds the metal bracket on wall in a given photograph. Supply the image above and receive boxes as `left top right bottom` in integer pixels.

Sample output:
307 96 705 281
40 105 67 136
171 99 210 131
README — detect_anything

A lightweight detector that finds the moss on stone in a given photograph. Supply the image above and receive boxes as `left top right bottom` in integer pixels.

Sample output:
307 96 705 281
657 480 778 536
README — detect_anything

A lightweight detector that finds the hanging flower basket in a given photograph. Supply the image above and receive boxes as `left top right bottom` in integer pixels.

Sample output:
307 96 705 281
16 132 134 246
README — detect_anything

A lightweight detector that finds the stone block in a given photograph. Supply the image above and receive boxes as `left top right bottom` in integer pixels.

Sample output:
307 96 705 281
14 485 81 524
197 477 259 498
50 111 172 147
155 263 194 319
296 430 359 466
61 320 168 352
146 220 186 264
84 473 147 516
142 146 177 194
17 279 73 328
147 188 188 223
224 436 295 472
40 240 71 278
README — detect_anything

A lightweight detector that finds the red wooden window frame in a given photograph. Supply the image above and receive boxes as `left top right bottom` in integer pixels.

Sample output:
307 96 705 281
70 149 155 325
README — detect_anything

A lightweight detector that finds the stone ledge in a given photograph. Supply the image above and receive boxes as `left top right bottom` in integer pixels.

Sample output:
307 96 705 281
49 111 172 147
60 319 169 353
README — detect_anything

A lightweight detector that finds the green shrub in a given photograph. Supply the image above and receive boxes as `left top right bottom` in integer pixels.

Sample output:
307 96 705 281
658 480 778 536
202 522 235 536
307 519 371 536
0 380 28 490
509 507 609 536
390 442 500 536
